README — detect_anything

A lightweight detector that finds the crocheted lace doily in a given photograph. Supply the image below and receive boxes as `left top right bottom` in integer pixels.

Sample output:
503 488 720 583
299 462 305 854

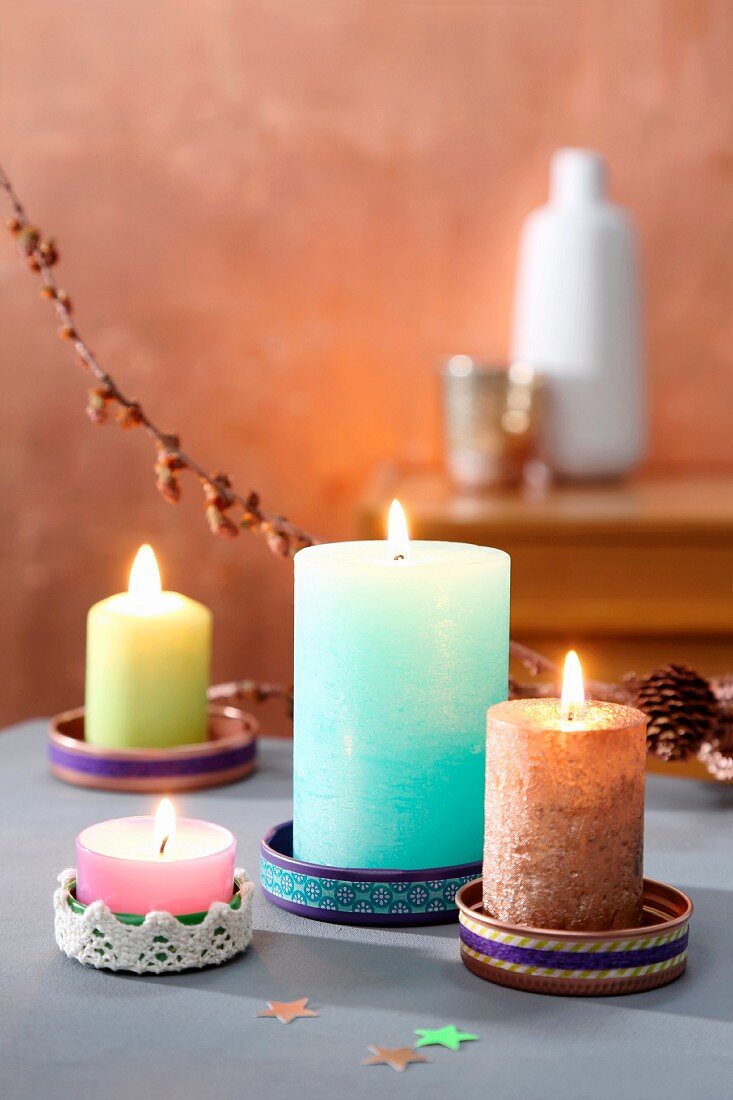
54 867 253 974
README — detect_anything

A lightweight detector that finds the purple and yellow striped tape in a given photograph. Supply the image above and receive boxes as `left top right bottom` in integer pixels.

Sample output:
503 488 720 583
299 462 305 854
459 910 689 981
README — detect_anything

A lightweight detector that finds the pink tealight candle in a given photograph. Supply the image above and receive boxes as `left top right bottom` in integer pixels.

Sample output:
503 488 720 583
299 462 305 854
75 799 236 915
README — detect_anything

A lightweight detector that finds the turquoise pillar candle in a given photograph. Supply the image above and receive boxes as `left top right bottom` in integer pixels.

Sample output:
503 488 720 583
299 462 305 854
293 525 510 870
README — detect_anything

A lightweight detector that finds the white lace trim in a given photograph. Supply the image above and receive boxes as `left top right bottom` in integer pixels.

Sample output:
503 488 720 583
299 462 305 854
54 867 253 974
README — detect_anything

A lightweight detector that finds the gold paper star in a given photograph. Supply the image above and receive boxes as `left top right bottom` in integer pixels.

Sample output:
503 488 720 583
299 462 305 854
255 997 319 1024
362 1045 429 1073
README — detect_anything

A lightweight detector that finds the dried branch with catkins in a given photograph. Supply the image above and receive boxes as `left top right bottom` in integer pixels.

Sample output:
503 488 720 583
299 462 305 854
0 164 318 561
1 164 731 781
207 679 294 719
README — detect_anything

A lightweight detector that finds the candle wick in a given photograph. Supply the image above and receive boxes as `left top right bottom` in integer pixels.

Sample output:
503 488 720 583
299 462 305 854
393 553 405 562
159 834 169 856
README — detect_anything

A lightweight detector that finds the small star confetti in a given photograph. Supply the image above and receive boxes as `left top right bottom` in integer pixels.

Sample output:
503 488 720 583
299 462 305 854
255 998 319 1024
413 1024 479 1051
362 1045 429 1073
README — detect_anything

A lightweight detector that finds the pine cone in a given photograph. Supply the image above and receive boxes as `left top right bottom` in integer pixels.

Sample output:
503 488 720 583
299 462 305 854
635 664 718 762
697 675 733 782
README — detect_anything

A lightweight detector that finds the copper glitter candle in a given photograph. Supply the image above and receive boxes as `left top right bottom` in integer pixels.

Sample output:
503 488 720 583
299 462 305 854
483 653 647 932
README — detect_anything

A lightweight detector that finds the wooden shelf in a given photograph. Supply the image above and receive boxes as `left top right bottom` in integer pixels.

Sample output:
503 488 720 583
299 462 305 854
360 468 733 539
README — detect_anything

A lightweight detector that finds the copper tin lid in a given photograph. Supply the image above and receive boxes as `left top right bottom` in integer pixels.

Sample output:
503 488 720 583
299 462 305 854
456 877 692 997
48 705 258 792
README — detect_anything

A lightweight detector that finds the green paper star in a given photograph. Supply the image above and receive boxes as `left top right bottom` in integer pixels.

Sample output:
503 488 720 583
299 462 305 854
413 1025 479 1051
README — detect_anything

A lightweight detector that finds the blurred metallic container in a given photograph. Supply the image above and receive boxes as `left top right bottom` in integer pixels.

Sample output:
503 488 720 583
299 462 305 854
441 356 542 490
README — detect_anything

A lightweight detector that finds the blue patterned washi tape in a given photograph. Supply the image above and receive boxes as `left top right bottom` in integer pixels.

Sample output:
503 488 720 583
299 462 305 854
262 860 476 921
260 821 481 925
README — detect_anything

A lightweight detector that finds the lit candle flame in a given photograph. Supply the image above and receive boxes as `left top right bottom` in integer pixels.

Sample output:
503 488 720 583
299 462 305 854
128 544 162 603
387 499 410 561
560 650 585 721
154 797 176 857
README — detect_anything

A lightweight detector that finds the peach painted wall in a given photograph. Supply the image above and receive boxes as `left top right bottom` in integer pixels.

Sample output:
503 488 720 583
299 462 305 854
1 0 732 725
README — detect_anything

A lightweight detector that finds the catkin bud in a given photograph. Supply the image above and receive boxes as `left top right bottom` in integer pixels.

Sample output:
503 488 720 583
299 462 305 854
18 225 39 254
116 404 143 429
155 465 181 504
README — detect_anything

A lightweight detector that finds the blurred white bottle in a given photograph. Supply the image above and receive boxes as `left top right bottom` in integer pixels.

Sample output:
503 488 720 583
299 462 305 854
511 148 645 479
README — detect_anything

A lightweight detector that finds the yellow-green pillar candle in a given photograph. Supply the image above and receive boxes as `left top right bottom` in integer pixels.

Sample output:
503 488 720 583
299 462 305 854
85 545 211 749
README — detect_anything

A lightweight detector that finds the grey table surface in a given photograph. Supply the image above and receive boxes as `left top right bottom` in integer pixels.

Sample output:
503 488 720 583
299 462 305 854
1 721 732 1100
